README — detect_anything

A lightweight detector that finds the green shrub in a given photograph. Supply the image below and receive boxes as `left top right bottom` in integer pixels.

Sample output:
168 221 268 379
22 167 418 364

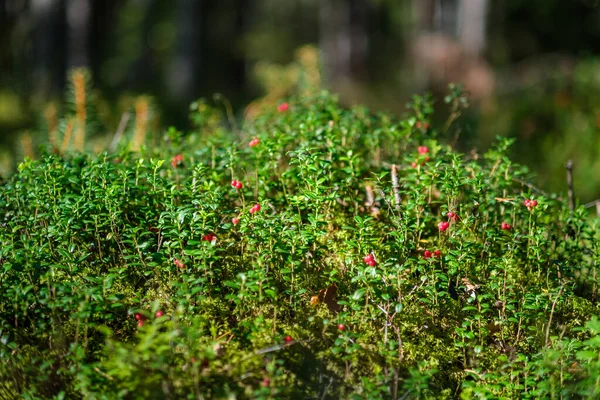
1 91 599 399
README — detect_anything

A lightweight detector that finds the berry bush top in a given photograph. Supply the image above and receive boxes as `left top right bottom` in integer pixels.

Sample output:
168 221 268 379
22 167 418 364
0 91 599 399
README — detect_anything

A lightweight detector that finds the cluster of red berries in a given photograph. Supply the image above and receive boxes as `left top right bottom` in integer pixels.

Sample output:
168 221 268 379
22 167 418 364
524 198 538 210
171 154 183 168
249 203 261 214
135 313 146 327
438 211 459 232
174 258 185 269
415 121 430 130
277 102 289 113
230 180 243 189
249 137 260 147
423 249 441 259
135 310 165 327
363 253 377 267
501 222 512 230
411 146 431 168
202 232 217 242
447 211 459 221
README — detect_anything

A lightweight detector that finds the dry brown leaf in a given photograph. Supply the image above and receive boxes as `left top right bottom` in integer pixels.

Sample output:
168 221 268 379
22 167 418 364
313 284 339 313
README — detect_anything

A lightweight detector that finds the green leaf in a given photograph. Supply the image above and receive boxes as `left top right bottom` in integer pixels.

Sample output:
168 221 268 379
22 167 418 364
352 288 366 301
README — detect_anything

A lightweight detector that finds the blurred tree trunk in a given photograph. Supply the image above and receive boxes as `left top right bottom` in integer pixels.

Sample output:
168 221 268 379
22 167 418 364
350 0 369 80
458 0 488 56
411 0 493 99
413 0 459 34
413 0 488 53
232 0 247 101
320 0 351 83
435 0 459 35
31 0 65 98
89 1 119 85
319 0 369 85
167 0 202 103
66 0 90 67
0 0 8 73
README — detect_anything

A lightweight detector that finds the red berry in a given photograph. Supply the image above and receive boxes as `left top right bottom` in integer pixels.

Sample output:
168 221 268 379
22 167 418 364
174 258 185 269
418 146 429 155
411 161 418 168
531 200 538 207
250 204 261 213
155 310 164 318
277 102 289 112
423 250 433 259
135 313 142 321
249 137 260 147
447 211 458 221
232 217 240 225
438 221 450 232
501 222 512 230
284 335 293 343
137 320 144 327
231 180 238 188
337 324 346 331
171 154 183 168
235 181 243 189
434 250 441 257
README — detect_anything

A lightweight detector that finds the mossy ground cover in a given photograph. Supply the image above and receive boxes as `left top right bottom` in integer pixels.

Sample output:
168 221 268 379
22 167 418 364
1 92 599 399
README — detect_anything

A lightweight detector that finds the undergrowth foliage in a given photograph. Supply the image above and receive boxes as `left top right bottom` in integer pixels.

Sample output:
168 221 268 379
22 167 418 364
1 91 600 399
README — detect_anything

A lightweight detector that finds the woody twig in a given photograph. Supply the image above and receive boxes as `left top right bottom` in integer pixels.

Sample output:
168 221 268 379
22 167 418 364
391 164 402 219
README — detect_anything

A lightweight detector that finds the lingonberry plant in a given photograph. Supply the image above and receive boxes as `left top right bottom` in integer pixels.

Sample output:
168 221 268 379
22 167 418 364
0 90 599 399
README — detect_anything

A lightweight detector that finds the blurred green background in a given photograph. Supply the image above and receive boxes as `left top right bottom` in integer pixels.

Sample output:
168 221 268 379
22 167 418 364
2 0 600 203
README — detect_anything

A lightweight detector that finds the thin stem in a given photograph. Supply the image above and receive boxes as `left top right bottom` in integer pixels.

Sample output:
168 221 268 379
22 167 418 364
391 164 402 219
545 284 565 347
566 160 575 211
